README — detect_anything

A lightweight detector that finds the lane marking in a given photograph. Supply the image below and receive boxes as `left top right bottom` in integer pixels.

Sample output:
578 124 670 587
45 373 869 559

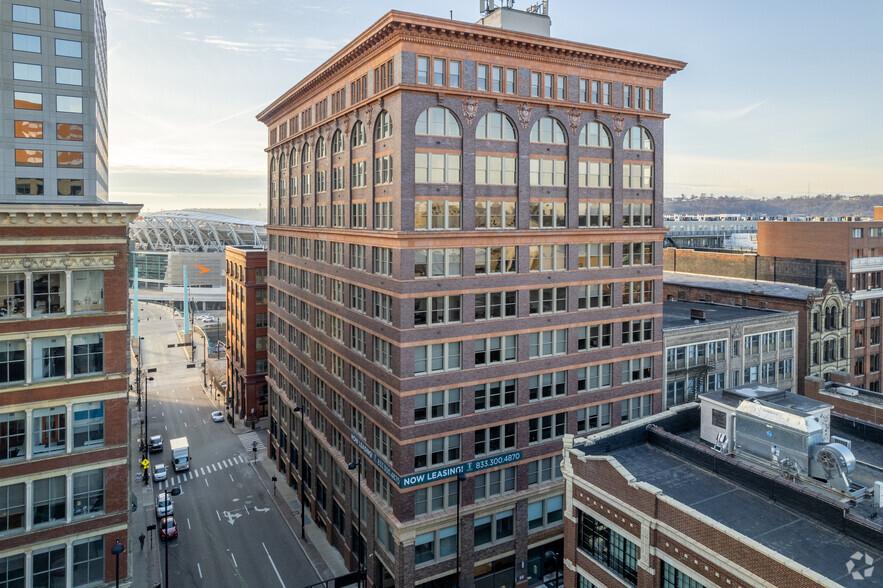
263 543 286 588
205 478 209 487
197 563 202 579
229 474 234 482
231 553 237 568
187 518 191 530
216 510 220 521
245 505 249 515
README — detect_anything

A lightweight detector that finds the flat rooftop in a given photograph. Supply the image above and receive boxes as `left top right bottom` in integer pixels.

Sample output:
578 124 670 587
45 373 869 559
662 300 786 330
664 271 821 300
575 411 883 587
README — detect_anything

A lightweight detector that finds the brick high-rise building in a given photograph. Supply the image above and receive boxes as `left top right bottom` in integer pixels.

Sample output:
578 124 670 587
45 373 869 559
257 7 684 587
1 0 141 585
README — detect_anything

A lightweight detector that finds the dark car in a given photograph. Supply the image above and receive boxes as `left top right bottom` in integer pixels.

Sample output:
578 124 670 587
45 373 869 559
148 435 163 453
159 515 178 541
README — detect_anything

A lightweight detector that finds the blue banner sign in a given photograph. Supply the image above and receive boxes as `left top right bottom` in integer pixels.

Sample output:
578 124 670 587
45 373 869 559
351 434 522 489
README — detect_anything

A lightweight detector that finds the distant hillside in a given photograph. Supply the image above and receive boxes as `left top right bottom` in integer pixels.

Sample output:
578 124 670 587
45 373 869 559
665 194 883 218
187 208 267 222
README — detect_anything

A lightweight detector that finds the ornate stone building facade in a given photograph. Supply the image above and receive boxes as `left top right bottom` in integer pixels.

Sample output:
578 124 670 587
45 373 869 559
257 8 684 587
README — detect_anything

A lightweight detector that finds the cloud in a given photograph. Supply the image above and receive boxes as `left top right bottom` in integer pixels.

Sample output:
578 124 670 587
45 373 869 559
193 35 344 56
693 99 769 122
137 0 210 19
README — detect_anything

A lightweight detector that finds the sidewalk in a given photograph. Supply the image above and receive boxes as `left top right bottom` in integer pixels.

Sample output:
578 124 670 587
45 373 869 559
129 389 162 588
197 374 350 583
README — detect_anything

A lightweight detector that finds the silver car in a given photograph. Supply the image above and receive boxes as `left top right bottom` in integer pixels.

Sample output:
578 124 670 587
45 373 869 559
155 492 174 518
154 463 168 482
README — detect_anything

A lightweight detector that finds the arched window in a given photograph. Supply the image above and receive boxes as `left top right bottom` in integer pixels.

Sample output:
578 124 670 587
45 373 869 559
269 156 276 174
289 148 297 168
351 121 366 148
331 130 344 154
415 107 461 137
623 126 653 151
579 122 612 148
315 136 326 159
374 111 393 140
301 142 311 165
529 117 567 144
476 112 517 141
280 151 287 169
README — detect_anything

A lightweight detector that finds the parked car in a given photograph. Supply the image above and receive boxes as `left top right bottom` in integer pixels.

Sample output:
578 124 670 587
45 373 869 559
153 463 168 482
155 492 174 518
211 411 224 422
148 435 163 454
160 515 178 541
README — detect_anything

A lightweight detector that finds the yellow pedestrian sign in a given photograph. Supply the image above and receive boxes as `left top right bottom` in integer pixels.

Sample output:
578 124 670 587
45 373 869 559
141 458 149 469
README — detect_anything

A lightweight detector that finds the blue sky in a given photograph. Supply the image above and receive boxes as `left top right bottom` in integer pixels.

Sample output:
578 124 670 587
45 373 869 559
106 0 883 211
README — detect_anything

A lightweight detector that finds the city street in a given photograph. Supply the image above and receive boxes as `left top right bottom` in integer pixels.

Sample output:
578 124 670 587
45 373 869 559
134 305 321 588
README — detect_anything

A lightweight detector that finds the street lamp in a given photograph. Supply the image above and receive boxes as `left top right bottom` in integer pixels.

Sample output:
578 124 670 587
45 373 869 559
348 458 363 587
292 405 305 539
455 472 466 587
111 539 125 588
164 487 182 588
544 550 560 588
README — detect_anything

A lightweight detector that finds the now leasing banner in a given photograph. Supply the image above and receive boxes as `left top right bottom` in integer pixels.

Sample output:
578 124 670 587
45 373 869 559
351 433 522 489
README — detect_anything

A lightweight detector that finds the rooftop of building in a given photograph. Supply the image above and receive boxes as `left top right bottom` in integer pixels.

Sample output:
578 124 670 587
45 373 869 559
815 380 883 411
662 299 789 330
571 407 883 587
664 271 821 300
257 9 686 123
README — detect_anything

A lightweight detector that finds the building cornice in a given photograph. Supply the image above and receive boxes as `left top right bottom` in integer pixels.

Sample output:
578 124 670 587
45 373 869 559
256 10 686 124
0 204 143 227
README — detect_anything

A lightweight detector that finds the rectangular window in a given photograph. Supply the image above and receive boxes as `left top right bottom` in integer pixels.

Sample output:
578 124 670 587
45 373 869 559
57 151 83 168
417 56 429 84
374 155 393 185
622 357 653 383
527 495 563 529
621 394 653 423
415 200 461 230
32 337 65 380
475 155 517 185
72 469 104 517
434 58 446 86
450 61 461 87
414 434 460 469
414 388 460 422
414 295 461 326
529 158 567 186
72 333 103 375
474 246 516 274
57 123 83 141
576 402 611 432
528 245 566 272
12 5 41 24
528 455 563 485
474 291 517 320
414 342 461 374
623 164 654 189
621 318 653 345
578 161 612 188
622 280 653 305
506 68 517 94
0 482 26 531
528 413 565 443
578 202 612 228
415 153 461 184
474 467 515 501
14 149 42 167
577 510 639 585
529 287 567 315
32 475 66 524
474 379 516 411
13 62 41 82
55 66 82 85
373 247 393 276
54 10 82 29
414 481 458 516
57 95 83 113
475 200 517 229
14 91 42 110
13 33 41 53
474 423 516 455
474 335 517 366
529 371 566 401
529 201 566 228
414 248 462 278
477 65 488 91
529 329 566 358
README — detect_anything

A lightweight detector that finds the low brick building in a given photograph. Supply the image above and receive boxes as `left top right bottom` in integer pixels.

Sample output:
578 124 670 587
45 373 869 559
561 406 883 588
805 373 883 426
664 271 851 394
662 300 798 409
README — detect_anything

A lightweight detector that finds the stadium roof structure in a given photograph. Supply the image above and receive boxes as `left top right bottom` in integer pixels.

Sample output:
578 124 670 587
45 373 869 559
130 210 267 252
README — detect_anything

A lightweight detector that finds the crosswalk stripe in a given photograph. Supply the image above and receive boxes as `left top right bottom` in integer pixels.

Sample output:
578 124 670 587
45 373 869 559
194 469 199 478
211 464 217 472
